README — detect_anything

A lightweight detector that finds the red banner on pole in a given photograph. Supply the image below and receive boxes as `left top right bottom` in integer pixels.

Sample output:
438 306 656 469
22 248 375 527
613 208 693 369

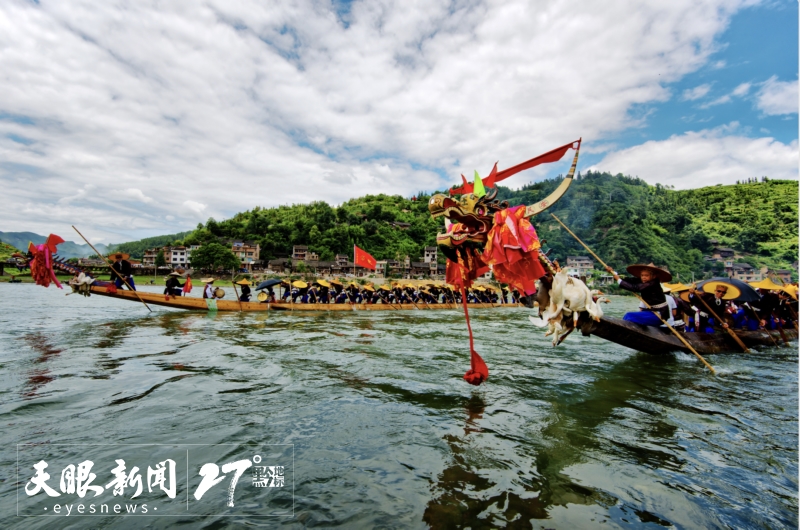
354 245 377 270
449 139 580 195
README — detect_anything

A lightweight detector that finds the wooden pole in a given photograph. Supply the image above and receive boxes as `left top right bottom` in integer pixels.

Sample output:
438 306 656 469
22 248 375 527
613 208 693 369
548 217 715 373
72 226 152 312
231 278 244 312
693 295 751 353
550 213 611 269
378 292 400 310
744 304 779 346
772 312 791 345
634 294 716 373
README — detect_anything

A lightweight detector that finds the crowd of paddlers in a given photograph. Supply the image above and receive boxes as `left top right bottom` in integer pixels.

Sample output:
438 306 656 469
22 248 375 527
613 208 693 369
232 279 521 304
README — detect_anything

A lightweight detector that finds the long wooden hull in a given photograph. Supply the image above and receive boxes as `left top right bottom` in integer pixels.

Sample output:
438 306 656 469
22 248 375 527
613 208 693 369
88 286 522 312
579 314 797 355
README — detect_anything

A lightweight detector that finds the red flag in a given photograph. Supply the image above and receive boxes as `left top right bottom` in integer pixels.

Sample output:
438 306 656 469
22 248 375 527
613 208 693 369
354 245 377 270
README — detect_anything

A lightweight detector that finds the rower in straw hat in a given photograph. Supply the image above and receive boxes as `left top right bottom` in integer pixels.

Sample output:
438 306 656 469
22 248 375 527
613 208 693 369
202 278 222 299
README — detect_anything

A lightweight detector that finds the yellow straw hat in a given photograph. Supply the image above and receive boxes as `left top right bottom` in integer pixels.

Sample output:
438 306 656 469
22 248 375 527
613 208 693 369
201 277 216 283
362 285 375 292
235 279 252 285
330 279 343 286
378 284 391 291
257 291 268 302
292 280 308 289
214 287 226 298
110 252 130 261
701 281 741 300
781 284 798 300
750 278 784 291
668 282 690 292
316 279 331 288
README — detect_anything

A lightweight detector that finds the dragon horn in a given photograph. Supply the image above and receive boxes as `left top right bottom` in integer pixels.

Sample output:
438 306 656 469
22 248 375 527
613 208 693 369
524 139 581 218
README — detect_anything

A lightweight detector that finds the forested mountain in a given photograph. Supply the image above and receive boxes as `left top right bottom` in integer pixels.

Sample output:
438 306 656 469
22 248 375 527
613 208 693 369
108 231 192 257
112 173 800 280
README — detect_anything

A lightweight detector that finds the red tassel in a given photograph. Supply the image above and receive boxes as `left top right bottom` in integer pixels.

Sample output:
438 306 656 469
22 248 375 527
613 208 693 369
460 286 488 385
106 284 118 294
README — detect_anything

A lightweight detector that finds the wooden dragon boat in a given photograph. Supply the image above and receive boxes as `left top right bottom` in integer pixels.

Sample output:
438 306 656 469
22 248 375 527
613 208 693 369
578 314 797 355
88 285 523 312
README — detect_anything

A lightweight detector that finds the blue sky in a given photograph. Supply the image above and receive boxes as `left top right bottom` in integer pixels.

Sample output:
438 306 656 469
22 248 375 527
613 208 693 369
584 0 798 176
0 0 796 243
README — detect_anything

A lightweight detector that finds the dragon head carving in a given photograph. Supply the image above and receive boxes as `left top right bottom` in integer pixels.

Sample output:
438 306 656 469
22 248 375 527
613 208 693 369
428 189 509 261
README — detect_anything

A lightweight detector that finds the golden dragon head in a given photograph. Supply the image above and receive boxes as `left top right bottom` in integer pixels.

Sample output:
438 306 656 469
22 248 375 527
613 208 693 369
428 189 508 258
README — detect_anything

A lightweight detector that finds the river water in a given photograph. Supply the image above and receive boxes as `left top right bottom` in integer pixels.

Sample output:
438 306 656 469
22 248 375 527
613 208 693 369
0 283 797 529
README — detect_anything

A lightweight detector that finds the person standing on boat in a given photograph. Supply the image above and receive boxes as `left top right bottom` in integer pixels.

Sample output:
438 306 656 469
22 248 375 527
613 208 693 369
165 272 184 297
236 279 252 302
605 263 672 326
687 281 734 332
110 252 136 290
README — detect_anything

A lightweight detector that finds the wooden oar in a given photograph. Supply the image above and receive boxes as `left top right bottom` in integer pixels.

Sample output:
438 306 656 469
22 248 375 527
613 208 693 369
377 292 400 310
549 215 715 374
231 279 244 312
72 225 151 312
634 294 716 373
405 289 424 310
786 303 799 331
772 311 790 345
744 304 778 346
693 295 750 353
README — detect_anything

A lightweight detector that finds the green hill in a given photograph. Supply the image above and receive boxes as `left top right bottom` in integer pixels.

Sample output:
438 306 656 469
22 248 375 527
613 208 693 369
119 173 800 280
0 240 22 261
108 231 192 259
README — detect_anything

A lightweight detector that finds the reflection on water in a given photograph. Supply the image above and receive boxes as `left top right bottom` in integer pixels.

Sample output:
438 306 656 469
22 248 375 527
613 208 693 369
0 285 796 528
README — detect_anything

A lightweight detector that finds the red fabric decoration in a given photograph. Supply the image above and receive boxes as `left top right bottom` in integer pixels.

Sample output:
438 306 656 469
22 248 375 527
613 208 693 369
354 245 377 270
182 277 193 294
482 206 545 296
460 286 488 385
28 235 64 289
445 247 489 289
106 284 118 294
449 139 579 195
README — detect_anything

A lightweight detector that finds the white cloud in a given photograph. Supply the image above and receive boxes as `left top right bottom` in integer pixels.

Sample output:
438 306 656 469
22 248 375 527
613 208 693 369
731 82 751 96
0 0 773 240
682 84 712 101
700 94 732 108
590 123 798 188
119 188 153 204
756 76 798 115
182 200 207 214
